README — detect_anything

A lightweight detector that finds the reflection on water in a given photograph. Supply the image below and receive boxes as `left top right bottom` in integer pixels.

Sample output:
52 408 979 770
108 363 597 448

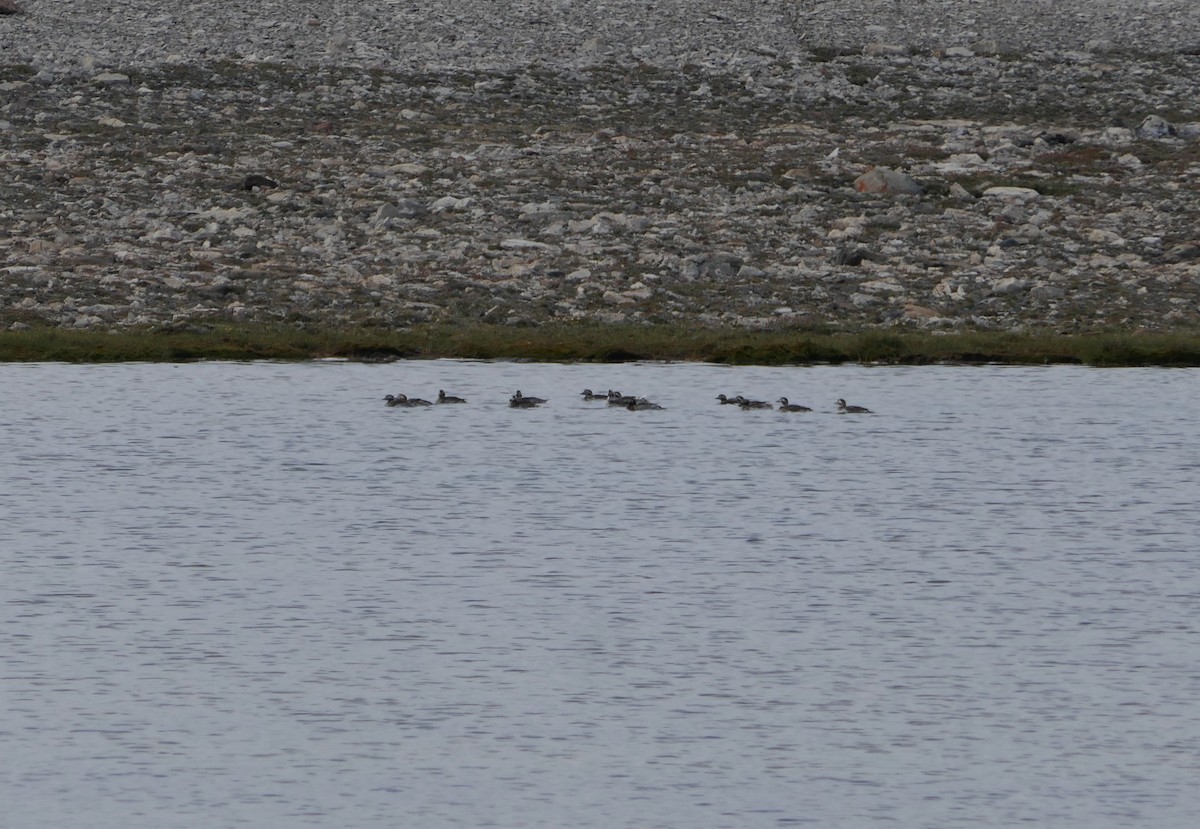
2 361 1199 828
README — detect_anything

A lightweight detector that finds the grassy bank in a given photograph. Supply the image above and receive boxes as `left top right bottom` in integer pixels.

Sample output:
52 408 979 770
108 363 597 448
2 324 1200 366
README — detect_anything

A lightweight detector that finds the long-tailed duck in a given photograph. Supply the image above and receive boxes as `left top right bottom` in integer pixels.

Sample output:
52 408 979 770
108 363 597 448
836 398 872 413
510 390 547 408
384 393 432 407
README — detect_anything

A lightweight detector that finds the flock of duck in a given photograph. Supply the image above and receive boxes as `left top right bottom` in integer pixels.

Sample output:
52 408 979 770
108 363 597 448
384 389 874 413
719 395 872 413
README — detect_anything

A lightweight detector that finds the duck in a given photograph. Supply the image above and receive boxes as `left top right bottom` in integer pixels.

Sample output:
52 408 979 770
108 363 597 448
739 397 773 410
606 390 638 406
836 398 872 413
510 390 547 408
581 389 608 400
626 398 664 410
715 394 741 405
437 389 467 404
778 397 812 412
384 393 431 407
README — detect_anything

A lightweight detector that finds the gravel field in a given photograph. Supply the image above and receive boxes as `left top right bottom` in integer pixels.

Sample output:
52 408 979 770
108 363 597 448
4 1 1200 70
3 1 1200 334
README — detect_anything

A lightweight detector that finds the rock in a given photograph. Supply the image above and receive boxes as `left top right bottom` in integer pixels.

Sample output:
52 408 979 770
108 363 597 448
1137 115 1176 139
1029 285 1065 300
681 252 743 280
989 277 1030 296
935 153 989 174
370 203 404 230
1178 123 1200 141
0 1 23 14
863 43 910 57
500 238 556 251
240 174 277 191
833 246 866 267
93 72 131 85
624 282 654 300
982 186 1040 201
1087 229 1125 246
430 196 472 212
1162 243 1200 263
904 303 939 320
970 40 1012 57
853 168 924 196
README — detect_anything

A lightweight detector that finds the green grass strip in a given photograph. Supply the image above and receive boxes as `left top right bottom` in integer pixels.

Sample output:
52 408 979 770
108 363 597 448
2 324 1200 366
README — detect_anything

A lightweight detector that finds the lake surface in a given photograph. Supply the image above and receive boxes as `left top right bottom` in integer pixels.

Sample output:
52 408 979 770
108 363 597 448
2 360 1198 828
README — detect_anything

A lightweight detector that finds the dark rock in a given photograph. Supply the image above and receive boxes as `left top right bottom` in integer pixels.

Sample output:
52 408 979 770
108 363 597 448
242 174 279 191
833 247 866 267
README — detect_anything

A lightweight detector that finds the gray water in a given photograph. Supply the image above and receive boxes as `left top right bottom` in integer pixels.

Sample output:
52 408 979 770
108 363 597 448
2 361 1198 829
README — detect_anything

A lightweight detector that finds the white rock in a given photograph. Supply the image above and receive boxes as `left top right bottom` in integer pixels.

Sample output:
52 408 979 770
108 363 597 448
429 196 472 212
500 238 556 251
989 277 1029 295
934 153 989 173
146 227 182 243
982 186 1040 200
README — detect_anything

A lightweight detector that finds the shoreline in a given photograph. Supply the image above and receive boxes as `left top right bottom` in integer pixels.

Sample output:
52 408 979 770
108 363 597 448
3 324 1199 366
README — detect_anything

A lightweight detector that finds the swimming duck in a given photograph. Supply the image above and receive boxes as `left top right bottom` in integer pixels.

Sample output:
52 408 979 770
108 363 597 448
510 390 547 408
581 389 608 400
626 398 664 410
778 397 812 412
836 398 872 413
384 393 431 407
606 390 638 406
715 394 741 405
739 397 773 410
437 390 467 404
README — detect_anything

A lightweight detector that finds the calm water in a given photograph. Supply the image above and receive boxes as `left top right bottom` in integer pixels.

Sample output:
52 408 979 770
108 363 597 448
2 361 1198 828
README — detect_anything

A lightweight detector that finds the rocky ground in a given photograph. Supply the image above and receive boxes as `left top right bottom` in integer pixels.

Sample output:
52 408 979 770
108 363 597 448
3 1 1200 333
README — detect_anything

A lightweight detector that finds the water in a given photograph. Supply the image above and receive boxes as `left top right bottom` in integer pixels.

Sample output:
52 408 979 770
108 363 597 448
2 360 1198 828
